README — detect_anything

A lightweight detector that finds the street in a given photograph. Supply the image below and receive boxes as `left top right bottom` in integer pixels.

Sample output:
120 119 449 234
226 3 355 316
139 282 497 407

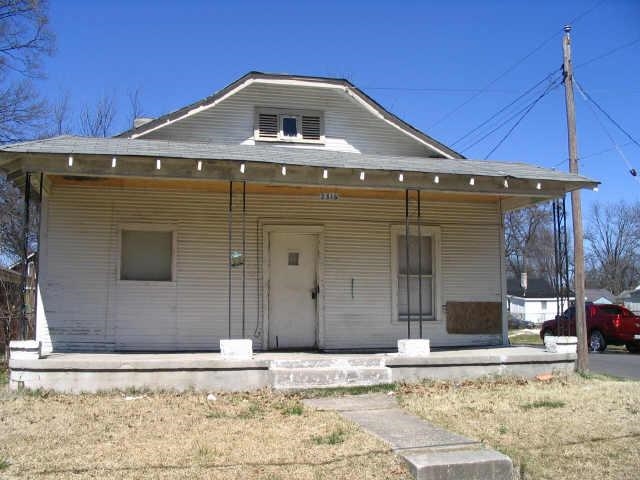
589 350 640 380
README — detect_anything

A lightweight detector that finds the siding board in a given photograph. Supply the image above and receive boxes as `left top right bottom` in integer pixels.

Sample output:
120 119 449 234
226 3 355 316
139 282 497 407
141 83 436 157
39 183 502 351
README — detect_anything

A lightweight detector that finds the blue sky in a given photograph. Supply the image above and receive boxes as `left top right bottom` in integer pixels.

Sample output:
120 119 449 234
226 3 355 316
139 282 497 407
39 0 640 213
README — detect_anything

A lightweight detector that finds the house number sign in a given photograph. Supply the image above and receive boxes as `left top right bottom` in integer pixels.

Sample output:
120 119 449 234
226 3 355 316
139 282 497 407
320 192 339 200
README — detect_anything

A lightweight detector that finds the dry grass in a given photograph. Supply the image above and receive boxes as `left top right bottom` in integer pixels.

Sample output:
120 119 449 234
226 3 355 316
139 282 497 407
398 375 640 480
509 329 543 345
0 388 410 479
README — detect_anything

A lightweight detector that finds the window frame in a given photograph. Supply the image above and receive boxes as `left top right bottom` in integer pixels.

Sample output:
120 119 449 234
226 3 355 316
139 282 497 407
255 107 324 144
390 225 442 324
117 224 177 285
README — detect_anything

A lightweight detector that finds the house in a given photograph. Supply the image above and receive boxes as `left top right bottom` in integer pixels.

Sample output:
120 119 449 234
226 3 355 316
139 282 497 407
584 288 615 305
0 72 598 356
618 286 640 314
506 277 575 325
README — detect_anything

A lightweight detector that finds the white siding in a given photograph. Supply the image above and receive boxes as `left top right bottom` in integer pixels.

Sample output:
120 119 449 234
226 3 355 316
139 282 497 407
39 184 502 352
140 83 437 157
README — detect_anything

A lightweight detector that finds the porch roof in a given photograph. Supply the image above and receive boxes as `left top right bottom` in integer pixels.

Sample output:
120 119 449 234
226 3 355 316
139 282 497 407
0 136 598 210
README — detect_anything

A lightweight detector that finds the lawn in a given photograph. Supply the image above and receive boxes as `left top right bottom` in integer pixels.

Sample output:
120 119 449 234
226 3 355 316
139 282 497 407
399 375 640 480
1 374 638 479
0 387 410 479
509 328 543 345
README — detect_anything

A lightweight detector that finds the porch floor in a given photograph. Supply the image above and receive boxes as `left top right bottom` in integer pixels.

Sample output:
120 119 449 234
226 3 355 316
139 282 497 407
9 346 576 393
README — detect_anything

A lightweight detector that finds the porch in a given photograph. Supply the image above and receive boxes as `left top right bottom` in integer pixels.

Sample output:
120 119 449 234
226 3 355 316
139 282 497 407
8 346 576 392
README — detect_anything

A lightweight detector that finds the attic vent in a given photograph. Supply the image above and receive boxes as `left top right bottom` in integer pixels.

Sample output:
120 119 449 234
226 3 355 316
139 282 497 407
302 116 321 141
255 108 324 143
258 113 278 138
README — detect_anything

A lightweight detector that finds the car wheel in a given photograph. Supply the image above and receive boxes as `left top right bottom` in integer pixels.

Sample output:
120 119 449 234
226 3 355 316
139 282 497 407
589 330 606 352
626 343 640 354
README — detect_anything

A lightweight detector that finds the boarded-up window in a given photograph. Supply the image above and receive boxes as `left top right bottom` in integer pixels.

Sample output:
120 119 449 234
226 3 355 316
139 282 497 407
121 230 173 281
397 235 434 320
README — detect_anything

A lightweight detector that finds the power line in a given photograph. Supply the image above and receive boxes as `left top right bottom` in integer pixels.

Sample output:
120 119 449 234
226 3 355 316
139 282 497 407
575 80 640 149
460 76 563 154
427 0 605 129
551 141 636 169
574 79 640 184
451 68 561 147
483 80 563 159
575 37 640 70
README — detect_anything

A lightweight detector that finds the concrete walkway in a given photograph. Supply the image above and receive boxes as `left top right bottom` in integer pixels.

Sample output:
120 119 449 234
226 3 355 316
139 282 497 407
304 393 512 480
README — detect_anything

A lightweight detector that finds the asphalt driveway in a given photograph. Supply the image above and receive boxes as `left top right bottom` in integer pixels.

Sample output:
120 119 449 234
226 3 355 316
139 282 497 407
588 350 640 380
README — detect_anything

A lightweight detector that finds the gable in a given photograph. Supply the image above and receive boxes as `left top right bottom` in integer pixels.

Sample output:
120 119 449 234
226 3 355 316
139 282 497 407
122 74 459 158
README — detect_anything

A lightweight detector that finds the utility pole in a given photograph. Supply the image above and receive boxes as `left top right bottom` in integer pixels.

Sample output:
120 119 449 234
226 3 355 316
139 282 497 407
562 25 588 372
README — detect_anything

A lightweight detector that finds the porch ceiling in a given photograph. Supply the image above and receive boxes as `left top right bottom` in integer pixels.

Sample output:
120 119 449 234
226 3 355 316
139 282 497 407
0 136 599 211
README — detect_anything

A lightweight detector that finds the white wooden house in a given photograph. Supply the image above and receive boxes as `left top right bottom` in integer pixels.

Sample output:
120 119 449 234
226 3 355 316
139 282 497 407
0 72 598 355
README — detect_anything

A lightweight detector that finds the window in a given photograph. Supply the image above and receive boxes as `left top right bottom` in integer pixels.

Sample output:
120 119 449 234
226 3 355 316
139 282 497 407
256 108 323 143
288 252 300 266
120 229 174 281
541 301 547 310
281 116 298 138
392 227 439 322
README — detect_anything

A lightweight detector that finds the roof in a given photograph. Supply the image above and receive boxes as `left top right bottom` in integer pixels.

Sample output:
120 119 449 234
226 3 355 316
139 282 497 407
584 288 616 303
0 136 598 188
507 277 574 299
618 286 640 299
115 71 462 159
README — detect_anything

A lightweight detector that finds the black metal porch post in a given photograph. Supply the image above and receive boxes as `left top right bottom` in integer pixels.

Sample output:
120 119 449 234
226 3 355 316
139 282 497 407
417 189 423 339
228 181 233 338
20 172 32 340
405 189 411 338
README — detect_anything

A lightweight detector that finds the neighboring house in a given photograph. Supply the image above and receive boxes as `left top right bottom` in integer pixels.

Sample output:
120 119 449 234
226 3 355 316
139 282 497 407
0 72 597 354
618 286 640 314
506 278 575 325
584 288 615 305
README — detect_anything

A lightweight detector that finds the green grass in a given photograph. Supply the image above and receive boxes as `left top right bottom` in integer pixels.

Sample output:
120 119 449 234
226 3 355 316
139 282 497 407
520 399 566 410
278 400 304 416
0 367 7 385
311 427 347 445
0 457 10 470
508 329 542 345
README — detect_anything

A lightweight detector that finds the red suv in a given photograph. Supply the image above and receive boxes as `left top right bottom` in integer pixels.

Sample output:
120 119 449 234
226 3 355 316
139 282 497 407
540 303 640 353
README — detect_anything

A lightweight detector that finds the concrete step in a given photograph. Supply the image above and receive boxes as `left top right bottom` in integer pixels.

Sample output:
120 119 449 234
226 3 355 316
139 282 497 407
402 446 512 480
271 366 392 389
270 356 385 369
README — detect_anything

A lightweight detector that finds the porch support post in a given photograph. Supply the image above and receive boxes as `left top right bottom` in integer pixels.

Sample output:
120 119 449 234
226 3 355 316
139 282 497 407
405 189 411 338
417 189 423 339
228 180 233 338
20 172 32 340
31 173 43 341
241 180 246 339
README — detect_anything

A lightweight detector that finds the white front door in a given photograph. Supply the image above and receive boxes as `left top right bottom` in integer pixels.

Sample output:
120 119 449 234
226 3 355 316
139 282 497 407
268 232 318 349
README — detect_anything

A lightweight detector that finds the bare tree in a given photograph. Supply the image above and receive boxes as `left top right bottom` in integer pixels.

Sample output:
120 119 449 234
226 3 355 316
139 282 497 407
50 90 72 136
128 87 143 127
0 0 55 143
504 203 553 279
585 201 640 295
80 93 117 137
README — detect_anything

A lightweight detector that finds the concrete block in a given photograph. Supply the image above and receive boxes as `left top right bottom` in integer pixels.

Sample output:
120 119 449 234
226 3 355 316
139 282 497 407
403 447 512 480
398 339 430 356
219 339 253 359
544 336 577 354
9 340 41 360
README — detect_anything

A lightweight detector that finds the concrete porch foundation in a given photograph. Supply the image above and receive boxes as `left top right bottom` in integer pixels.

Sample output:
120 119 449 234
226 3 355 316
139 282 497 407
8 346 576 393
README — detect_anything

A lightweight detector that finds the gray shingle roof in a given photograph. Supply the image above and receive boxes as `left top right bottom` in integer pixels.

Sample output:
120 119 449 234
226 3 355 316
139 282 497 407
0 136 598 186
